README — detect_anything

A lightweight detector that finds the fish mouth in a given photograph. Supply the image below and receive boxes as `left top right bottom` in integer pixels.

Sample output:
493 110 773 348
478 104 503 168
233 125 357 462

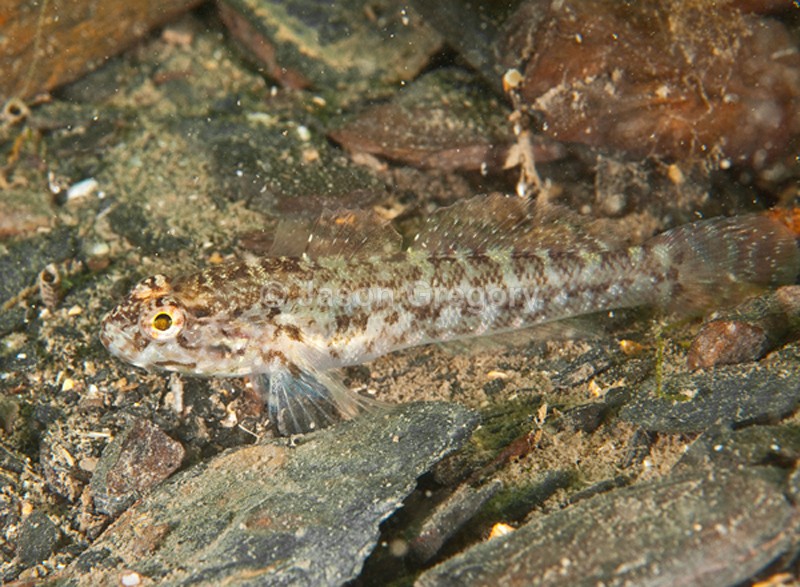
98 318 142 363
99 320 119 353
98 319 120 352
99 309 124 349
151 359 198 371
98 328 112 350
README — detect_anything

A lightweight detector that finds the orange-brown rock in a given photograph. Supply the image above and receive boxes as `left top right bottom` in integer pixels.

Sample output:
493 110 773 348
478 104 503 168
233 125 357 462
0 0 202 103
500 0 800 166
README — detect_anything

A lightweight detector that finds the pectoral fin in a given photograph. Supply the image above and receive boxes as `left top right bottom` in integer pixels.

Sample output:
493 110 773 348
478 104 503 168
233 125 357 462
251 367 379 435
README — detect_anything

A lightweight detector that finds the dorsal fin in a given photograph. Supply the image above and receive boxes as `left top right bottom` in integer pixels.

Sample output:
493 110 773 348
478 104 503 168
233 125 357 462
410 193 618 254
269 194 621 260
269 208 403 260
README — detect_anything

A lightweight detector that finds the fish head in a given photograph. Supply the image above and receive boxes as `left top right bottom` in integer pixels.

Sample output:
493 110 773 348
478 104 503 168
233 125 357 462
100 274 262 377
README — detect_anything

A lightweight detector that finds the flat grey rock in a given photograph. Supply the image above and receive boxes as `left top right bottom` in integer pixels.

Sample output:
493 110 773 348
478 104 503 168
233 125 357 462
674 424 800 475
619 361 800 433
66 401 476 586
417 466 800 587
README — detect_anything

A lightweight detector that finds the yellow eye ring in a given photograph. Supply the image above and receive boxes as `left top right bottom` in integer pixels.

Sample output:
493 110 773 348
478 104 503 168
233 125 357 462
142 305 185 340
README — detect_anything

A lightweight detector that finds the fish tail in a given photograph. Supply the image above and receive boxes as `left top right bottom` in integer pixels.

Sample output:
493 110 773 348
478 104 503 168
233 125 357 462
649 210 800 312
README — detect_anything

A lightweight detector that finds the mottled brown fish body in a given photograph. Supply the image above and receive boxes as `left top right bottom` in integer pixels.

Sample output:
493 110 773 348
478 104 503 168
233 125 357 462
100 196 800 434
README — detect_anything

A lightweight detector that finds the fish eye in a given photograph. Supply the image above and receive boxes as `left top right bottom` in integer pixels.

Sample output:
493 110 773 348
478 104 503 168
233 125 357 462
142 305 185 340
153 312 173 331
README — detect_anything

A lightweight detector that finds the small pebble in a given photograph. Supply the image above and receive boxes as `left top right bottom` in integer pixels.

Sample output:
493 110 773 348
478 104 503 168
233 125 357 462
88 242 110 257
66 178 99 202
119 570 142 586
687 321 768 370
489 523 515 540
18 510 62 566
90 419 185 517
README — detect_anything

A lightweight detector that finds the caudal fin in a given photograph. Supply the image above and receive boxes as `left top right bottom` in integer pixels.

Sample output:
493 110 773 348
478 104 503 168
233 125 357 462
649 210 800 313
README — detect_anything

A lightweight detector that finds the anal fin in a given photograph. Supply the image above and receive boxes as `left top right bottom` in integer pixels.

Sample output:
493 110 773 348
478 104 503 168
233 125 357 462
437 310 649 356
251 368 381 435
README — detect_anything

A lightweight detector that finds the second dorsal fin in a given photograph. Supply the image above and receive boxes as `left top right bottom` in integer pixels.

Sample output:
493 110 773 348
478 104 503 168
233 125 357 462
410 193 617 254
